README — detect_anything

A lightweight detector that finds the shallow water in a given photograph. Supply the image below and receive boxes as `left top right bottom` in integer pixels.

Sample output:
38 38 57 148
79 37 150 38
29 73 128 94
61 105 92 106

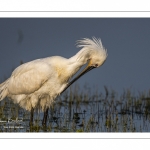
0 89 150 132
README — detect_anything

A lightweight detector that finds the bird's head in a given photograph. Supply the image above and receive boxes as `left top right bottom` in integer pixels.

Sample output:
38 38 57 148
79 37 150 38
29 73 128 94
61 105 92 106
75 37 108 77
61 37 108 93
88 50 107 68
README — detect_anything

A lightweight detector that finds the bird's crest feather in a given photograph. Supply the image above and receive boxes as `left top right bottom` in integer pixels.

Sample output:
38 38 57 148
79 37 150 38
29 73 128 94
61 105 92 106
76 37 107 57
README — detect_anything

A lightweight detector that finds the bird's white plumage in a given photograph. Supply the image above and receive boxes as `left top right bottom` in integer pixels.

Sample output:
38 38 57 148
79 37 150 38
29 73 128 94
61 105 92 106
0 37 107 111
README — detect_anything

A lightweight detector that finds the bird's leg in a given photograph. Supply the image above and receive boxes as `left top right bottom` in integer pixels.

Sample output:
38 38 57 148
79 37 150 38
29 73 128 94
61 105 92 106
42 108 49 126
29 107 34 126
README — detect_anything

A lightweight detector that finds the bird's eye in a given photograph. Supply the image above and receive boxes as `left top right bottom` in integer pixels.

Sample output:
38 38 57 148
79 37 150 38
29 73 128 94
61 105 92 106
94 64 98 67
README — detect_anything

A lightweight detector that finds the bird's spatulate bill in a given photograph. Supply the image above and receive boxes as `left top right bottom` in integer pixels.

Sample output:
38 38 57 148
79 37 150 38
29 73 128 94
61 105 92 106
61 64 95 94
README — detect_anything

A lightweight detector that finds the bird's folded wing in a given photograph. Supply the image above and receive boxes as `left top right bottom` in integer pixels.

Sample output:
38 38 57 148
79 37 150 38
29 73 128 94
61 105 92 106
8 61 53 95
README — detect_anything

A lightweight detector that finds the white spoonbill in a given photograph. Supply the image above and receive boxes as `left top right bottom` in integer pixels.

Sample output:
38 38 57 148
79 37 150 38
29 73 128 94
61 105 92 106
0 37 108 126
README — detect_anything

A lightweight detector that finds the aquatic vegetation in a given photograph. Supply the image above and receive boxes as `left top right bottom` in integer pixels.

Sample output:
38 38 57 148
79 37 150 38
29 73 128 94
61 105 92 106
0 85 150 132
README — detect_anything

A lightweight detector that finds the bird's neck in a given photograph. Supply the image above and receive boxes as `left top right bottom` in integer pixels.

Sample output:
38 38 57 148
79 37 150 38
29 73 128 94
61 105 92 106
69 48 91 65
68 48 91 77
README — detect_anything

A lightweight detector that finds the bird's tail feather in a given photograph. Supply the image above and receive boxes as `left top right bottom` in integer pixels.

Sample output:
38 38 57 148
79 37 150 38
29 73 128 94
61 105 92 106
0 79 9 101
